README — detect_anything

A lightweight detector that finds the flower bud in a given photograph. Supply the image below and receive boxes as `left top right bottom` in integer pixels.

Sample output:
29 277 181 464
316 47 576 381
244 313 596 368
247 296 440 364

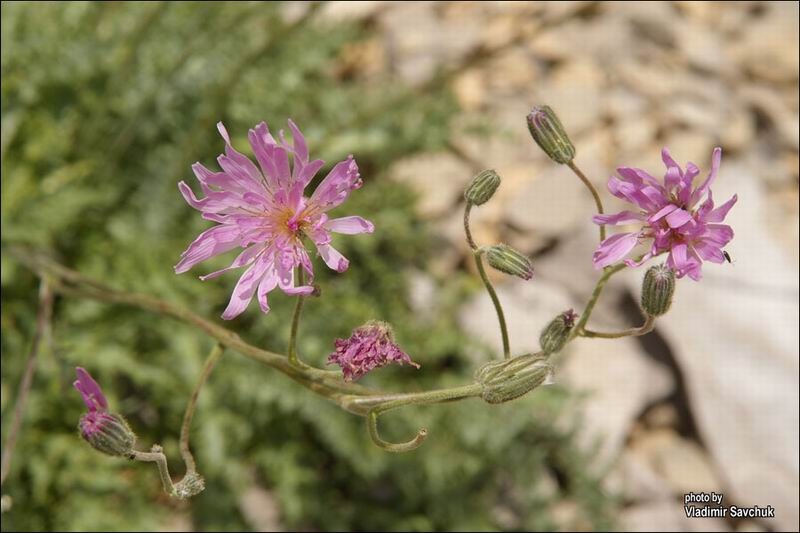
526 106 575 164
174 472 206 499
475 353 553 404
464 169 501 206
641 264 675 316
485 244 534 280
78 412 136 457
539 309 578 355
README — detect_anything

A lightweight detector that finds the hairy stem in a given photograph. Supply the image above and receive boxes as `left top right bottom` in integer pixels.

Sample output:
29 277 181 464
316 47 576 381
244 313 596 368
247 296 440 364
1 279 54 488
570 263 628 341
567 161 606 242
581 314 656 339
131 448 175 496
367 409 428 453
464 205 511 359
287 268 306 367
180 343 224 474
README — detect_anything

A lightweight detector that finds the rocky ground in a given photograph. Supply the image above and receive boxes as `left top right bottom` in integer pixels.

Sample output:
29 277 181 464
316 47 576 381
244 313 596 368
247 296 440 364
327 2 798 532
239 2 799 531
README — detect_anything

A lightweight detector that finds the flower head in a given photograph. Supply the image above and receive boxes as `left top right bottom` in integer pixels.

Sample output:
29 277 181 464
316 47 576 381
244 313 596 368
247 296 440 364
327 321 419 382
176 120 375 319
73 368 136 456
592 147 737 280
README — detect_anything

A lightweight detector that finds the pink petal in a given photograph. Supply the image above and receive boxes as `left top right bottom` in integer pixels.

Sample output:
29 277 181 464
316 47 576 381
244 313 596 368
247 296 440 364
198 244 265 280
592 232 641 269
665 208 693 228
221 254 271 320
256 265 279 313
216 122 267 193
175 224 241 273
689 147 722 207
706 194 737 223
309 156 361 211
287 119 308 163
316 242 350 273
649 204 679 223
701 224 734 246
74 367 108 412
325 216 375 234
694 240 725 263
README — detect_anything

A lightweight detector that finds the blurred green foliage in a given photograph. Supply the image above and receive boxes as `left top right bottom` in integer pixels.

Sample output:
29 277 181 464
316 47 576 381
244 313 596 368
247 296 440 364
1 2 616 531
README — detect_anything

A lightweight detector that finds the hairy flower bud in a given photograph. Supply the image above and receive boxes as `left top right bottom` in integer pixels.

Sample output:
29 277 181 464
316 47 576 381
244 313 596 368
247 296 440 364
464 169 501 206
526 106 575 164
174 472 206 499
539 309 578 355
485 244 534 280
79 412 136 457
641 264 675 316
475 353 553 404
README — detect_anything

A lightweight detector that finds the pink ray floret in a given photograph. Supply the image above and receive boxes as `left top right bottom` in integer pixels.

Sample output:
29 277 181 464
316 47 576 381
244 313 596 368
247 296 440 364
591 147 736 280
73 367 112 440
175 120 374 319
327 322 420 382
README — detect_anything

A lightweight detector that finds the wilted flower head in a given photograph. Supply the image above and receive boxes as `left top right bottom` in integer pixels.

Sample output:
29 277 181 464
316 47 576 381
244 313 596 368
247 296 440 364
74 367 135 456
327 321 419 382
592 147 737 280
176 120 374 319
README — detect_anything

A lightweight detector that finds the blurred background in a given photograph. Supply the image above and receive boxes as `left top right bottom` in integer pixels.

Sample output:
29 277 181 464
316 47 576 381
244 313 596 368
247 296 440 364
1 1 797 531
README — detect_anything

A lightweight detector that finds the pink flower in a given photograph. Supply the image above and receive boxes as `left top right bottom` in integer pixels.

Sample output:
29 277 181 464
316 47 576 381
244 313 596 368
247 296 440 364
327 322 420 382
176 120 374 319
73 367 136 455
73 367 112 440
592 147 737 280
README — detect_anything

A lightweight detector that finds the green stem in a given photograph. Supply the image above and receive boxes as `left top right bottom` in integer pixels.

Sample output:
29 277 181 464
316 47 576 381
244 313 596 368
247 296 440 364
287 267 306 367
464 205 511 359
567 160 606 242
179 343 224 474
581 314 655 339
132 447 175 496
569 263 628 341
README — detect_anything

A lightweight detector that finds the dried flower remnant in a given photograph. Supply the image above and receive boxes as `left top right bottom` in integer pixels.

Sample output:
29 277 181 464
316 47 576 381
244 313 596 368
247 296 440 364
175 120 374 319
73 367 136 457
592 147 737 280
327 321 419 382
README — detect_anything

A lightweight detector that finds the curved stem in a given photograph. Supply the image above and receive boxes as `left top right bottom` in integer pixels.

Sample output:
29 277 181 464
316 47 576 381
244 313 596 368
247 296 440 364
569 263 628 342
567 161 606 242
1 279 54 488
581 314 655 339
367 409 428 453
287 267 306 367
180 343 224 474
131 447 175 496
464 205 511 359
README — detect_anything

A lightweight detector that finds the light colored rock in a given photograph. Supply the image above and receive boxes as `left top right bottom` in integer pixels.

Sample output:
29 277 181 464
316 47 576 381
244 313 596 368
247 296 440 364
629 429 722 496
606 450 674 503
622 163 799 531
458 275 577 362
559 336 674 466
389 152 473 218
505 167 593 237
732 2 799 83
739 84 800 151
535 61 606 135
319 0 386 21
380 1 483 86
